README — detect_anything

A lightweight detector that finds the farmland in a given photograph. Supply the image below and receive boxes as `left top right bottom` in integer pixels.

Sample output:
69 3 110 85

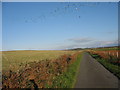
0 51 2 71
2 50 82 88
2 50 76 71
2 47 120 88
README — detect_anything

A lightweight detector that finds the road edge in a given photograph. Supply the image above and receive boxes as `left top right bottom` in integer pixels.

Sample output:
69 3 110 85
73 52 83 88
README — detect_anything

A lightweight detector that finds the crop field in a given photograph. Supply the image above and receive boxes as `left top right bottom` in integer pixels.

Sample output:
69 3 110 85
2 50 82 88
0 52 1 71
2 50 76 71
0 52 1 89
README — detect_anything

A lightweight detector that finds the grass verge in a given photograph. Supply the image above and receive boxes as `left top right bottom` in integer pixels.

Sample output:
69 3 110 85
50 53 82 88
90 53 120 79
97 59 120 79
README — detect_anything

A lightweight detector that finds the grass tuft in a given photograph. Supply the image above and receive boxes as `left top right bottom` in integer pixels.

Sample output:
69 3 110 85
50 54 82 88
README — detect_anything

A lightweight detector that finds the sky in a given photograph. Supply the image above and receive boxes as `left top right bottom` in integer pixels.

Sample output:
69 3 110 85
2 2 118 50
0 2 2 51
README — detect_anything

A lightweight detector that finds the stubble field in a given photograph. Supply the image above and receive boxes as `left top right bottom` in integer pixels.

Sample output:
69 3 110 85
2 50 76 71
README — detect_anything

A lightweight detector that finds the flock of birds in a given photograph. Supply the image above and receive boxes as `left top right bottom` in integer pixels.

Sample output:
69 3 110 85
23 2 111 23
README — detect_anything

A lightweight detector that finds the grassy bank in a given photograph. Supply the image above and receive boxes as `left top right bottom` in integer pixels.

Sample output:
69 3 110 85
50 53 82 88
97 59 120 79
90 53 120 79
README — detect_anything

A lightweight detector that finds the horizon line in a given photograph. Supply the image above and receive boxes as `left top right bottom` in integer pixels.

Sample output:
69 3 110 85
1 45 118 51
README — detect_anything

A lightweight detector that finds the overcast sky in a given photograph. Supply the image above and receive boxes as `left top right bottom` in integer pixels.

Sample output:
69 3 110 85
2 2 118 50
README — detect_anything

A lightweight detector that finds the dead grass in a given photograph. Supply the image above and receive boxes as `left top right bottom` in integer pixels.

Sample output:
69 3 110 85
2 52 80 88
2 50 76 71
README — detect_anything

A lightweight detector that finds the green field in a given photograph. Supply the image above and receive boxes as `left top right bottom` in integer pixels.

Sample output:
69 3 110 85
2 50 76 71
90 47 119 51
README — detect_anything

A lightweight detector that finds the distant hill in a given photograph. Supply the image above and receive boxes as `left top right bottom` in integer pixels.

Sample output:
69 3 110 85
68 46 119 51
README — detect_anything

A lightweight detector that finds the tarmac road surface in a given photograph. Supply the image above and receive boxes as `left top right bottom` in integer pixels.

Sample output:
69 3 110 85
75 52 119 88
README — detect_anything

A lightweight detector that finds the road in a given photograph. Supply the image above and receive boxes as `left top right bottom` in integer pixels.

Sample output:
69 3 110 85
75 52 119 88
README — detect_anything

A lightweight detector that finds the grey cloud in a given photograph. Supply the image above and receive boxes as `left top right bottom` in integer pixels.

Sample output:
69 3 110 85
68 37 94 43
56 38 118 50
